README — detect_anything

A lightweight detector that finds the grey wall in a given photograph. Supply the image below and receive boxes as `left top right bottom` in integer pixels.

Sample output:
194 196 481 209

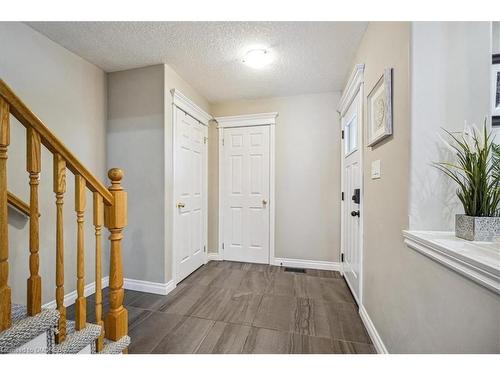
211 92 342 262
0 22 108 304
352 21 500 353
409 22 492 230
107 65 166 283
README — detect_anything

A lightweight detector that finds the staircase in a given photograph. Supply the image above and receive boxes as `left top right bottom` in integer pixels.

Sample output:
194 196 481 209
0 79 130 353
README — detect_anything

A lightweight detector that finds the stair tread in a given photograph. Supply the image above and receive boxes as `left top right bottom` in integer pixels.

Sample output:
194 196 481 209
1 304 130 354
100 335 131 354
52 320 101 354
0 304 59 353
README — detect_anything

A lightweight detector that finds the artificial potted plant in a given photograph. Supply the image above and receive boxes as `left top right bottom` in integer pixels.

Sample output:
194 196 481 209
435 124 500 242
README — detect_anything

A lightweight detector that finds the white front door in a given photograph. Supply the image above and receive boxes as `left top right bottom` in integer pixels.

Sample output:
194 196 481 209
222 126 270 264
341 89 363 304
174 107 207 283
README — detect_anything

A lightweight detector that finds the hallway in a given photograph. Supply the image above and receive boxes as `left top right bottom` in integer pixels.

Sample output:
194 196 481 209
71 261 375 354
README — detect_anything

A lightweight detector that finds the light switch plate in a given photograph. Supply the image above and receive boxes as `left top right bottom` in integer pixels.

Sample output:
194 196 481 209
371 160 381 179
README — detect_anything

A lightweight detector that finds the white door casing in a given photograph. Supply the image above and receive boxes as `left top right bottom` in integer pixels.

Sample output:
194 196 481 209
216 113 278 264
338 64 364 305
172 89 211 284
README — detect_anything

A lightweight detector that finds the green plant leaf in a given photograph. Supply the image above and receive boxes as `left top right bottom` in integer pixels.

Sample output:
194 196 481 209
434 122 499 217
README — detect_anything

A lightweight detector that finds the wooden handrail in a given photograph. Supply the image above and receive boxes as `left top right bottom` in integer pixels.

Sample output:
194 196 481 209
0 80 112 206
7 191 34 217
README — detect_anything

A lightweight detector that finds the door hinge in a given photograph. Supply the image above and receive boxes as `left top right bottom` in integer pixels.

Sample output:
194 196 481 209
341 253 344 262
204 245 206 253
222 242 225 250
222 138 225 146
341 130 344 139
341 192 344 201
204 136 208 144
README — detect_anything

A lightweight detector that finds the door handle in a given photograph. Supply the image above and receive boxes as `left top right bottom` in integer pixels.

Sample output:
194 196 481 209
351 210 360 217
177 202 185 209
262 199 268 206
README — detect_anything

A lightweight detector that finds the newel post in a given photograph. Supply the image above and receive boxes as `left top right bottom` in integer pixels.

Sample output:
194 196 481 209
104 168 128 342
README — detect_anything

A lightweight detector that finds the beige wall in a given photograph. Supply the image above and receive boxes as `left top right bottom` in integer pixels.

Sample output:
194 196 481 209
1 22 108 304
355 22 500 353
107 63 210 284
211 92 341 262
207 120 219 253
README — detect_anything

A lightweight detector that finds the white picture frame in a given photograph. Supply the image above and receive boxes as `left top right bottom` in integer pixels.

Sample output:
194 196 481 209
367 68 393 146
491 63 500 118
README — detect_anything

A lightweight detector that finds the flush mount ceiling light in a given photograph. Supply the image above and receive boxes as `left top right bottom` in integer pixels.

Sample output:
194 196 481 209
243 49 272 69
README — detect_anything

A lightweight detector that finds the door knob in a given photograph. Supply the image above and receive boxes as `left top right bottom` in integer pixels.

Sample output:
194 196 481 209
351 210 360 217
177 202 185 209
262 199 268 206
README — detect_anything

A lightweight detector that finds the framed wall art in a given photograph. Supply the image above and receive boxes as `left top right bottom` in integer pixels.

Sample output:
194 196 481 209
367 68 393 146
491 55 500 127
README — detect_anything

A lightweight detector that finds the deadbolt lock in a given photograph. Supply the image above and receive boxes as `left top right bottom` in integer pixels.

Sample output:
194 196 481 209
262 199 268 206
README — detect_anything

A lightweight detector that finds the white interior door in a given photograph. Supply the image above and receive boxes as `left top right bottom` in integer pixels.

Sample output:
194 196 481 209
341 90 363 304
222 126 270 264
174 107 207 282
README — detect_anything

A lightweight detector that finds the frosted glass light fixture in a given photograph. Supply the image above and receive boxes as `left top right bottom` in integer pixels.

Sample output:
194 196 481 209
243 49 272 69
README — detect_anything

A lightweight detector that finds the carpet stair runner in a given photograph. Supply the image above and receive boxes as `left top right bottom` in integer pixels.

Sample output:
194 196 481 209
0 304 130 354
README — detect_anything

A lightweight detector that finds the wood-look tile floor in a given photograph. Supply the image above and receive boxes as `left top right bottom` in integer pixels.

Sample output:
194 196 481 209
70 261 375 354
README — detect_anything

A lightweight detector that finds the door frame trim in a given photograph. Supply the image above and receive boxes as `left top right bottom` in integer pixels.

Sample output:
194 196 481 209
172 88 212 125
171 89 212 284
338 64 365 305
216 112 278 264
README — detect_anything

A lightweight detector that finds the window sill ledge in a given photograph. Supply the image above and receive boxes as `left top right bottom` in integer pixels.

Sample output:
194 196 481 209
402 230 500 295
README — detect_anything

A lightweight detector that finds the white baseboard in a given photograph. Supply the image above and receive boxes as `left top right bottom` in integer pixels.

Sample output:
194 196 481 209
42 276 109 310
272 257 341 271
123 278 176 296
207 252 223 261
359 305 388 354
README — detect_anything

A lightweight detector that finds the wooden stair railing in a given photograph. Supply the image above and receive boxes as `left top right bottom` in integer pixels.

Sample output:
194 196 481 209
0 79 128 352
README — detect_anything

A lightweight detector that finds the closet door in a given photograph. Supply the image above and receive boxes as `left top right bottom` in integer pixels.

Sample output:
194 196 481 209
174 108 207 282
222 126 270 264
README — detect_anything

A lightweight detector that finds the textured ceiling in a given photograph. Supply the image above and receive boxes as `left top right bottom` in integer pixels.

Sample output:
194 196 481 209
26 22 367 103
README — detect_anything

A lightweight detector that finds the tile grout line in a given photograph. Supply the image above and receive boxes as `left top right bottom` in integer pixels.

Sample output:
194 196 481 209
147 314 192 354
192 320 217 353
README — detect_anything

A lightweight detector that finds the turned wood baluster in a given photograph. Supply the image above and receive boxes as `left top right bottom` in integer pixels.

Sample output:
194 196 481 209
53 154 66 342
75 175 86 330
104 168 128 343
27 128 41 316
0 97 11 331
93 192 104 352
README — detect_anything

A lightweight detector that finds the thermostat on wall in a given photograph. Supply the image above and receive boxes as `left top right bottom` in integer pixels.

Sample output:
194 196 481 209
371 160 381 179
